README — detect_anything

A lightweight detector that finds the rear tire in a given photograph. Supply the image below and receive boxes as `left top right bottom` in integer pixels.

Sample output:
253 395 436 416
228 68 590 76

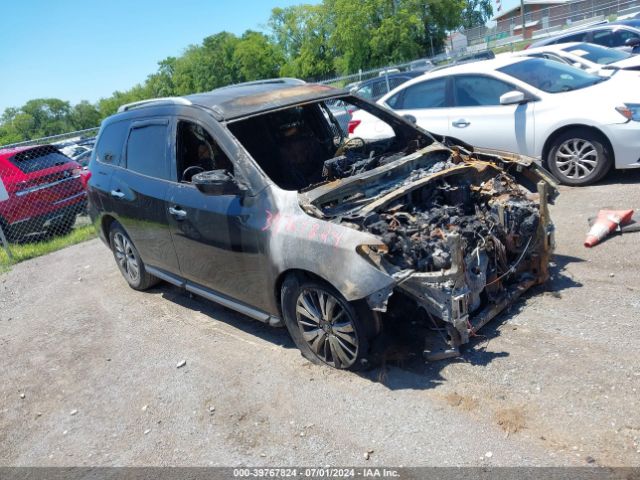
281 274 380 371
546 128 612 186
108 222 160 291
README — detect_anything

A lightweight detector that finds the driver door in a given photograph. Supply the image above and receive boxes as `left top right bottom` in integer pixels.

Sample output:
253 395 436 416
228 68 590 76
166 118 266 305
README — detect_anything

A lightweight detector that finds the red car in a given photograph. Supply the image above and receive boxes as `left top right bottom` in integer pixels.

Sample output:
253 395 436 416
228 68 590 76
0 145 87 241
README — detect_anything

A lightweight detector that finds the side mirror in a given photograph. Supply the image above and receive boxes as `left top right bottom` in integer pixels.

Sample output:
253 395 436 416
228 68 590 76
500 90 527 105
192 170 241 195
403 114 417 124
625 37 640 47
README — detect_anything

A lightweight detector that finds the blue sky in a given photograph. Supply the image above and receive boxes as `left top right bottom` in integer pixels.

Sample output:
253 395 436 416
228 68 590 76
0 0 517 114
0 0 314 113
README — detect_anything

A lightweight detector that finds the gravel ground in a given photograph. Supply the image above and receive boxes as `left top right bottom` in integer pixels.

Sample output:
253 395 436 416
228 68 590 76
1 170 639 467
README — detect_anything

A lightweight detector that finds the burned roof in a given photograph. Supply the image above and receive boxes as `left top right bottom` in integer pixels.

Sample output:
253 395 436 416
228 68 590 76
186 82 345 121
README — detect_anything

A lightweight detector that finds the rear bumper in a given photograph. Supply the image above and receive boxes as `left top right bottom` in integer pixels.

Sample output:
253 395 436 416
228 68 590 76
2 198 87 238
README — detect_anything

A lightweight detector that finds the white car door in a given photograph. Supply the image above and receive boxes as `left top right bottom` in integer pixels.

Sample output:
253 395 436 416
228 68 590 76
447 74 536 156
385 77 451 138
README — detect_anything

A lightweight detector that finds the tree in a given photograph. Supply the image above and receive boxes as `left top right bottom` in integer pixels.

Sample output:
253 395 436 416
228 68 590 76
460 0 493 29
269 5 334 78
70 101 101 130
233 31 283 81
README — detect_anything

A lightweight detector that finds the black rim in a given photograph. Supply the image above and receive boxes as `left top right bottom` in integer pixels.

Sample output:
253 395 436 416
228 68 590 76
295 287 359 368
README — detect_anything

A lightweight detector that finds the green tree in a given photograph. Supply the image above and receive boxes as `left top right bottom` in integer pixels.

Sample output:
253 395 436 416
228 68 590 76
460 0 493 29
233 31 283 81
70 101 101 130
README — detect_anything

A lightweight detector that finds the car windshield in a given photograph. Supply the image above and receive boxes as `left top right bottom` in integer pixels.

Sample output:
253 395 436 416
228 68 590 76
564 43 631 65
498 57 604 93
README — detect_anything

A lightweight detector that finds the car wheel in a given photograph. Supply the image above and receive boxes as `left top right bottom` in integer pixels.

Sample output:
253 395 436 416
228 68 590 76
546 129 611 186
281 274 379 371
108 223 159 291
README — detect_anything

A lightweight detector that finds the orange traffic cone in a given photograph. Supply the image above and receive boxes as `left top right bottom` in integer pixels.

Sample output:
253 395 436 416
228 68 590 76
584 209 634 248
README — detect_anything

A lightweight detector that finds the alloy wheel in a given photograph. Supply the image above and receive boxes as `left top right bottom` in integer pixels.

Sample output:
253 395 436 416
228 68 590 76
554 138 598 180
295 288 359 368
113 232 140 284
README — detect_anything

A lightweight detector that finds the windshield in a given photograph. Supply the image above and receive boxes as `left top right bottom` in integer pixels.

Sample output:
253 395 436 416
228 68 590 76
564 43 631 65
498 58 603 93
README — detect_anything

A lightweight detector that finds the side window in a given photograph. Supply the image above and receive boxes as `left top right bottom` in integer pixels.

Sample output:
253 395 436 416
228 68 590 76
397 78 447 109
389 77 409 89
559 32 588 43
125 122 170 180
371 80 389 99
95 120 129 165
613 29 640 45
176 121 234 183
592 30 613 47
356 84 374 100
453 75 513 107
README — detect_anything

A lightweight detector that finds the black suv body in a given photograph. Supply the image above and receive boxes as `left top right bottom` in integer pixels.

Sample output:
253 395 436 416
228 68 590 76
87 80 556 369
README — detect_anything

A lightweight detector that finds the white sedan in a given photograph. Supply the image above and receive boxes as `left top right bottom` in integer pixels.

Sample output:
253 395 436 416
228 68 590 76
513 42 640 78
349 56 640 185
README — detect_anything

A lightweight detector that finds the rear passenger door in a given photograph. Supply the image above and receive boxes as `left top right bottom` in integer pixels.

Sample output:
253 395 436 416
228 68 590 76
384 77 450 137
108 118 180 274
448 74 535 155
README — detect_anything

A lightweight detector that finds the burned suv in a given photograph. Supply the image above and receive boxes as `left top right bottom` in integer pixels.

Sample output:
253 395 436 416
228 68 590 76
87 79 557 370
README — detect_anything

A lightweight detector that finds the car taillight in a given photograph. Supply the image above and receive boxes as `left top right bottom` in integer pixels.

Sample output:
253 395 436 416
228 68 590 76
347 119 361 135
80 170 92 190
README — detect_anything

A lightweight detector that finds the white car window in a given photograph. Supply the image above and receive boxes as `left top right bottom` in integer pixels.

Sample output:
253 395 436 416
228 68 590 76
391 78 447 109
453 75 514 107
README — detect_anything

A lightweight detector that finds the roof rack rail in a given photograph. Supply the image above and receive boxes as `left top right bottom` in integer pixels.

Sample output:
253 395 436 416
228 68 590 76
117 97 192 113
215 78 306 91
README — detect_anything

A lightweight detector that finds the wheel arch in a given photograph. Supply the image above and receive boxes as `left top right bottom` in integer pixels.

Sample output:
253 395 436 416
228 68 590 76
541 124 614 167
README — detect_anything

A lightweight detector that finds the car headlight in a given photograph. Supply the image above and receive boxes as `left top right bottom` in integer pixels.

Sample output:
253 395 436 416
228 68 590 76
615 104 640 122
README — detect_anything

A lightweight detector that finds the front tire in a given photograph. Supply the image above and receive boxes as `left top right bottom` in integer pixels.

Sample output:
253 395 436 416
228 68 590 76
546 128 612 186
108 223 159 291
281 274 379 371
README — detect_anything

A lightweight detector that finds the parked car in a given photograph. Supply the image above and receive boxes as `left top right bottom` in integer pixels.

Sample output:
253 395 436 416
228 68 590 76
408 58 434 72
514 42 640 77
351 71 423 102
0 145 86 240
87 80 556 369
350 56 640 185
528 23 640 53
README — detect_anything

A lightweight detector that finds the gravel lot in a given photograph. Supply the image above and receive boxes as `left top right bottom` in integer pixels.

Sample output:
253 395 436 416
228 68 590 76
1 170 639 467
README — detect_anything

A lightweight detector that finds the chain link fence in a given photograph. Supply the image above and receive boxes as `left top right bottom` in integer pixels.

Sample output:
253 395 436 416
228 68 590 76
0 132 97 267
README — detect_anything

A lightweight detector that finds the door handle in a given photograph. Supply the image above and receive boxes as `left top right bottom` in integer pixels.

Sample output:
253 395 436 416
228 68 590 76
110 189 125 198
452 119 471 128
168 206 187 219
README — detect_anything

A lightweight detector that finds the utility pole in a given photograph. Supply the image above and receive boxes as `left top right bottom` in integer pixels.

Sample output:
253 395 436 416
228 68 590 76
521 0 526 40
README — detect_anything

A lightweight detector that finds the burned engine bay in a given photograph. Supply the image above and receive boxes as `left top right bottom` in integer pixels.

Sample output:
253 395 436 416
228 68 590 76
303 141 556 359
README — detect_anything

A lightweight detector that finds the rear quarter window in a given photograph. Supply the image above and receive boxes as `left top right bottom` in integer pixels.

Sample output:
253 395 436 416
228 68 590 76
95 120 130 166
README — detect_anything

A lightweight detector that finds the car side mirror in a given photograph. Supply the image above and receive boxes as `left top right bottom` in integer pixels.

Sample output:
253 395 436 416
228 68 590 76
403 114 417 124
500 90 527 105
625 37 640 47
192 170 242 195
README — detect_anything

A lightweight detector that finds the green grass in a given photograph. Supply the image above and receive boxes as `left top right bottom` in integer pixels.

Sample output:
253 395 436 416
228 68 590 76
0 224 96 272
492 40 532 55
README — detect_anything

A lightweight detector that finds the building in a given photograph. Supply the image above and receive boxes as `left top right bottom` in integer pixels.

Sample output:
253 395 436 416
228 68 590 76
493 0 639 38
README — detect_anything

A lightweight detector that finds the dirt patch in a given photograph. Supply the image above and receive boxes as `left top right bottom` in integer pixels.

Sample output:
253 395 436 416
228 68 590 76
445 392 479 411
496 407 526 435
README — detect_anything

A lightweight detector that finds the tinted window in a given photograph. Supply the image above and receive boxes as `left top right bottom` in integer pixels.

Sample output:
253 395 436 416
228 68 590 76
9 146 72 173
553 32 587 44
612 28 640 45
499 58 602 93
564 42 631 64
453 75 513 107
592 30 614 47
396 78 447 109
95 120 129 165
126 123 169 179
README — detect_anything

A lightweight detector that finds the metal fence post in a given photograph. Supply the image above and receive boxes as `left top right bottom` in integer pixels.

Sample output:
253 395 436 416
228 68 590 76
0 223 13 262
